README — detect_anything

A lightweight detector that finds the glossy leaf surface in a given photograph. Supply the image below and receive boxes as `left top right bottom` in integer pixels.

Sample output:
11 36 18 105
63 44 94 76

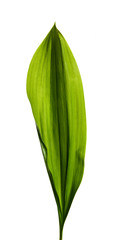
27 24 87 237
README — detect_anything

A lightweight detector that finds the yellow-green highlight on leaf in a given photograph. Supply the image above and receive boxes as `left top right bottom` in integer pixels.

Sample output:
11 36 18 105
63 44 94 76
26 23 87 239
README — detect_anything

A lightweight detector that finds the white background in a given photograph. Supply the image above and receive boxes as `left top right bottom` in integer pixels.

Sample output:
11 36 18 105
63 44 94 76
0 0 123 239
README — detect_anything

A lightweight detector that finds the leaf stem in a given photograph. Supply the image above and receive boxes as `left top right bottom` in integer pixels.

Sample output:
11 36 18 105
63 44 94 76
59 227 63 240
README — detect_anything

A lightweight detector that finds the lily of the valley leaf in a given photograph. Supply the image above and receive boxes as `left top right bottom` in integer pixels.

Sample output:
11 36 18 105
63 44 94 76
26 23 87 240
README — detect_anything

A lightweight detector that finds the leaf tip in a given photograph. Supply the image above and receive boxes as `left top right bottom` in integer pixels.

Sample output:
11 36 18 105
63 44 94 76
54 22 56 28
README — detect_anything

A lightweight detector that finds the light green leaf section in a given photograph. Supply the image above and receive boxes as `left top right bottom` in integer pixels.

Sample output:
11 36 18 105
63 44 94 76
26 24 87 236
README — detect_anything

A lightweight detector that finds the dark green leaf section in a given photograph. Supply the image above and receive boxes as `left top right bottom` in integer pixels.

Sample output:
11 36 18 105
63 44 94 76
27 24 87 233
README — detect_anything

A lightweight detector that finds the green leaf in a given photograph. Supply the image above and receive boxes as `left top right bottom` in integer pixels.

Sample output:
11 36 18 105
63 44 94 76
26 23 87 239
